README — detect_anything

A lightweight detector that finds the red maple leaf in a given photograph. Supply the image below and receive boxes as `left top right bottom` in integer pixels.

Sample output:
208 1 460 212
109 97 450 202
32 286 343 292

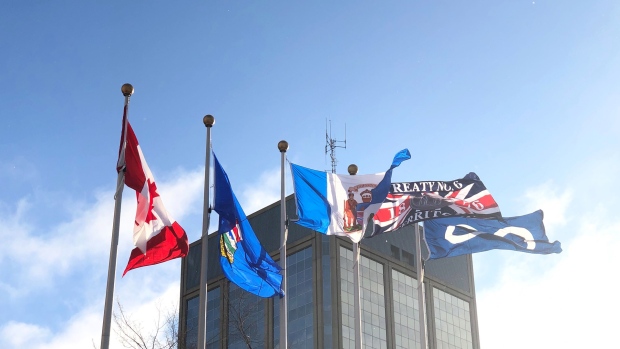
144 178 160 223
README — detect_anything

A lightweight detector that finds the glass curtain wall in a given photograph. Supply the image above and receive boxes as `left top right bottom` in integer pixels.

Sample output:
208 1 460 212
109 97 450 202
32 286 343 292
227 283 266 349
391 269 422 349
340 246 387 349
181 240 477 349
185 287 221 349
274 246 315 349
433 288 473 349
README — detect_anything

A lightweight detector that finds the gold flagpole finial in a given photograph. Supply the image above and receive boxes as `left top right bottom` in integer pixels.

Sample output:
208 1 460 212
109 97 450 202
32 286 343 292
121 83 134 97
348 164 358 175
278 140 288 152
203 115 215 127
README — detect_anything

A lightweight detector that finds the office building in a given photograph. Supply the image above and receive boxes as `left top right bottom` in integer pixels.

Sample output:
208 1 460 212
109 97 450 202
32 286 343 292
179 195 480 349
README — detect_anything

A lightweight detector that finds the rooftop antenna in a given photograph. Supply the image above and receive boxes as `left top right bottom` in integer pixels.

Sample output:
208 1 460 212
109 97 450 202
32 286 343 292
325 119 346 173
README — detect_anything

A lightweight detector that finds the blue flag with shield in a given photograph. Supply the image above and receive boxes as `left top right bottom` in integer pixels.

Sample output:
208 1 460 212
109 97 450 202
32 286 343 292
213 153 284 298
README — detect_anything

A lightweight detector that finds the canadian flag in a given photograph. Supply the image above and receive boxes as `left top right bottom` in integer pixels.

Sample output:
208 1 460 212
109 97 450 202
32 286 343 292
117 108 188 276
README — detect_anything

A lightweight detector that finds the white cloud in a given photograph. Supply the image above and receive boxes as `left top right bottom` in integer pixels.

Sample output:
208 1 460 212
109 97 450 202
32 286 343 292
0 281 180 349
521 182 572 232
477 216 620 348
109 281 181 349
0 167 204 349
476 180 620 348
240 167 286 214
0 321 51 348
155 167 205 224
0 192 114 291
0 168 203 294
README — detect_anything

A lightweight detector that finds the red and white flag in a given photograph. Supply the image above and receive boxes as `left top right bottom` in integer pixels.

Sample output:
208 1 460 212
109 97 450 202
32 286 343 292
117 110 188 275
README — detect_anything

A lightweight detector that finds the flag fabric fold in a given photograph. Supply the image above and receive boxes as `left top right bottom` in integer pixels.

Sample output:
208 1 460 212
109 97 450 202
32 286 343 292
291 149 411 243
371 172 501 237
423 210 562 259
117 118 189 276
213 153 284 298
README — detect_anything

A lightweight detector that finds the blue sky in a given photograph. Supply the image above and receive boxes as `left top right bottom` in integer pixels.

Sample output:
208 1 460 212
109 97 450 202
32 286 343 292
1 1 619 348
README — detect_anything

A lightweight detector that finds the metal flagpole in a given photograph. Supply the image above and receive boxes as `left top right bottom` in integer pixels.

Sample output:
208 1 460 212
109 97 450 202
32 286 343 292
347 164 363 349
197 115 215 349
100 83 134 349
278 140 289 349
414 222 428 349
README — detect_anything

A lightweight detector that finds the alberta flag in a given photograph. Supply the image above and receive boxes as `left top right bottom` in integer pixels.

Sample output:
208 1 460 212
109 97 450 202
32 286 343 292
423 210 562 259
117 109 188 276
371 172 501 237
291 149 411 243
213 153 284 298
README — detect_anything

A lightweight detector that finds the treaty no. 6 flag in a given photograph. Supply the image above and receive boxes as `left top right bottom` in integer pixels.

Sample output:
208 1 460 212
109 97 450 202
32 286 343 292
423 210 562 259
213 153 283 298
371 172 501 237
117 113 188 276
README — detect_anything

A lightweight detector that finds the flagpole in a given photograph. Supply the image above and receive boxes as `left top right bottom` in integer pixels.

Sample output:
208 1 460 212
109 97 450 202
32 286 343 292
100 83 134 349
347 164 363 349
278 140 289 349
197 115 214 349
414 222 428 349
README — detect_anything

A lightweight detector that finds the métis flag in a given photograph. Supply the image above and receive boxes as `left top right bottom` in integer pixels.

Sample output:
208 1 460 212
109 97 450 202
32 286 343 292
423 210 562 259
371 172 501 237
117 116 189 276
291 149 411 243
213 153 284 298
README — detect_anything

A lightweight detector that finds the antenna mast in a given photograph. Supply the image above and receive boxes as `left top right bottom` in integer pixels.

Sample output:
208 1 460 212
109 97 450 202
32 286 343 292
325 120 347 173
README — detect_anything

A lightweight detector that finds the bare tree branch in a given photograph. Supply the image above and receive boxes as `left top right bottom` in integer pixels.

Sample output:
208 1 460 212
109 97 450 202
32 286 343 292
112 299 180 349
226 287 262 349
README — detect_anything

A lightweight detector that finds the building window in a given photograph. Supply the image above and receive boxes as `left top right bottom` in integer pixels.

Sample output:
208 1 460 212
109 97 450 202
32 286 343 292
433 288 473 349
274 246 314 349
390 245 401 260
185 287 220 349
206 288 221 348
340 246 387 349
401 250 415 267
184 243 202 291
185 296 198 349
322 235 333 349
228 283 266 349
392 269 423 349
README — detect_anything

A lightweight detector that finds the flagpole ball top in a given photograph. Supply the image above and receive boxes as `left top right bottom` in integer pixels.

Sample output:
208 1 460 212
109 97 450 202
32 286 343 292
278 140 288 152
348 164 358 175
203 115 215 127
121 83 134 97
